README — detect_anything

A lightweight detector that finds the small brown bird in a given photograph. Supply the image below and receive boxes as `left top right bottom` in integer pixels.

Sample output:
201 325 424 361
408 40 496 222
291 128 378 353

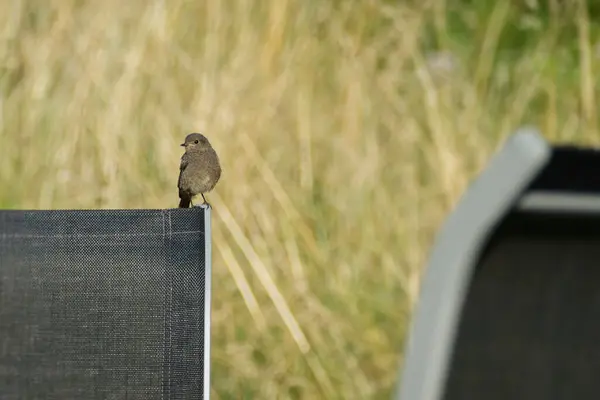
178 133 222 208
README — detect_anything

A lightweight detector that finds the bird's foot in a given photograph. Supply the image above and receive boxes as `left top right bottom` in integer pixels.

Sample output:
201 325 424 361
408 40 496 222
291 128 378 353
194 201 211 209
198 193 211 208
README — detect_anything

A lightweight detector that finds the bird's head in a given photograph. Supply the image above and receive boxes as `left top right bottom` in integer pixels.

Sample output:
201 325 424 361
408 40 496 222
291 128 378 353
181 133 211 150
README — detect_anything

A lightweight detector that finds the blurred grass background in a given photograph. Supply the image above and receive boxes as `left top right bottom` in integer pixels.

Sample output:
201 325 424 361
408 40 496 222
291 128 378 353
1 0 600 398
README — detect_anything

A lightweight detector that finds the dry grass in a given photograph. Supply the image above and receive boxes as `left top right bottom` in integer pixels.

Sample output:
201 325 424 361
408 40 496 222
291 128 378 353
1 1 598 398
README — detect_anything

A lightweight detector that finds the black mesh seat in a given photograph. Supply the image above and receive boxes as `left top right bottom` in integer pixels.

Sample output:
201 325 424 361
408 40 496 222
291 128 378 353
0 208 212 399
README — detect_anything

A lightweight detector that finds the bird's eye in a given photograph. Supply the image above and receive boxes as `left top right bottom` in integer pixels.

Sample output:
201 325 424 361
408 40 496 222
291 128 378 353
194 140 199 144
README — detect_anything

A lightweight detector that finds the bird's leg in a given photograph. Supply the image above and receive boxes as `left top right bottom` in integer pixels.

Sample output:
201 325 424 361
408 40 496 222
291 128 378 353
201 193 212 208
190 198 194 207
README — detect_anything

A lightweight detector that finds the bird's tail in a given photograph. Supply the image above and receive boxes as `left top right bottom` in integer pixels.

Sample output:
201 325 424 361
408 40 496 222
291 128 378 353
179 197 191 208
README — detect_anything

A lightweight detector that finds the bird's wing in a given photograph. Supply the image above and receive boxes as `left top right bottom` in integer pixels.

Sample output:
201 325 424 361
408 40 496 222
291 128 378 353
179 156 188 171
177 155 188 194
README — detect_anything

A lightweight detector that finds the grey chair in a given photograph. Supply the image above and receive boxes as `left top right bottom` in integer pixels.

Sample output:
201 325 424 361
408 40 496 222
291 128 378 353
396 128 600 400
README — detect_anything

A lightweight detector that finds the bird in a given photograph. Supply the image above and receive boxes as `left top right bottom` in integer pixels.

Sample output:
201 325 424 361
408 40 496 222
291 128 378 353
177 133 222 208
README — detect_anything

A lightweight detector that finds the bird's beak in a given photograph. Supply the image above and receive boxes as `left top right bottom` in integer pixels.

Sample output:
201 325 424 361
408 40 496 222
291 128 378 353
180 143 185 147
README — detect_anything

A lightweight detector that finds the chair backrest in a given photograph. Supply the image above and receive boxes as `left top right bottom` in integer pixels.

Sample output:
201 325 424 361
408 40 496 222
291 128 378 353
0 207 212 399
396 128 600 400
